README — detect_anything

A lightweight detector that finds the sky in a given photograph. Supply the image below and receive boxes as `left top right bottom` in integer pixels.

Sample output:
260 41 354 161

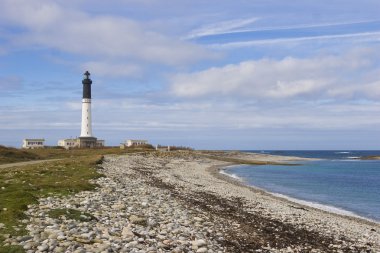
0 0 380 150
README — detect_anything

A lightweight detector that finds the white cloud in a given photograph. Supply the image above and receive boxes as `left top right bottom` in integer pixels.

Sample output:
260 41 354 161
81 61 142 77
0 0 215 67
170 49 380 100
327 80 380 99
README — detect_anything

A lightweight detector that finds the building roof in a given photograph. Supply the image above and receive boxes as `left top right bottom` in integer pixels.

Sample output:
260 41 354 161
23 139 45 141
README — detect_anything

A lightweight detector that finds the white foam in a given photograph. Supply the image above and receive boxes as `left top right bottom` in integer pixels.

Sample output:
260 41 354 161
272 193 360 217
219 169 243 181
219 168 379 224
335 151 351 154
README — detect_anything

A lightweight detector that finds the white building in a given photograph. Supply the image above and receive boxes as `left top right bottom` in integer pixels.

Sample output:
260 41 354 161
156 145 171 152
22 139 45 149
120 139 149 149
58 139 79 149
58 138 104 149
126 139 148 147
96 140 105 147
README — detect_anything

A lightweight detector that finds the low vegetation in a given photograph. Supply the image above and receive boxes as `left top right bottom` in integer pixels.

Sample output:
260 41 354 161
0 146 40 165
156 145 193 151
361 155 380 160
0 146 151 165
0 155 104 251
48 208 97 222
0 147 153 252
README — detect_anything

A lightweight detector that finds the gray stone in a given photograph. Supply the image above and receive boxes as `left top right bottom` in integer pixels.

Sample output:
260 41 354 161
129 215 147 226
37 243 49 251
23 242 34 250
196 247 208 253
121 226 134 238
193 239 207 247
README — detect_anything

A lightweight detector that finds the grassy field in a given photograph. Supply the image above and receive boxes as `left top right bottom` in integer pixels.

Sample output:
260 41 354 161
0 147 152 252
0 146 40 165
0 145 147 165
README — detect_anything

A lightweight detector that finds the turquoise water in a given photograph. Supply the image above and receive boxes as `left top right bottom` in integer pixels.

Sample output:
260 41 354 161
225 151 380 221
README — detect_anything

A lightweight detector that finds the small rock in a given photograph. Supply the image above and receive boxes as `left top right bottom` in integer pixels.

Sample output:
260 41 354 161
193 239 207 247
23 242 34 250
122 226 134 238
197 247 208 253
37 244 49 251
57 235 66 240
129 215 147 226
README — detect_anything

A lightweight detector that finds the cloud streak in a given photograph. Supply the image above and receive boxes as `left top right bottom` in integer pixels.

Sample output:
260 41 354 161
210 32 380 49
190 19 380 48
186 17 260 39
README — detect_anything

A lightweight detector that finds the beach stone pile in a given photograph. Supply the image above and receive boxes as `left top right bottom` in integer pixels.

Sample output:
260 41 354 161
5 152 380 252
5 155 225 253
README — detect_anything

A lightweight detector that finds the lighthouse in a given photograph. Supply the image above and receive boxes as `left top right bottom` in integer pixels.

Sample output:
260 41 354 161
78 71 102 148
80 71 93 137
57 71 105 149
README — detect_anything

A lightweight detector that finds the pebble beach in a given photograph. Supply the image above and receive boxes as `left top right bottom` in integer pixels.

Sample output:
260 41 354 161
5 151 380 252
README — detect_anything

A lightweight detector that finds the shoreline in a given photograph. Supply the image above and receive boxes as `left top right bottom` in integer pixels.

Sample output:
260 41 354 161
217 164 380 225
10 151 380 252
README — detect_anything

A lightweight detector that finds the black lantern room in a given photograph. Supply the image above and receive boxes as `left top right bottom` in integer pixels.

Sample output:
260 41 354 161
82 71 92 99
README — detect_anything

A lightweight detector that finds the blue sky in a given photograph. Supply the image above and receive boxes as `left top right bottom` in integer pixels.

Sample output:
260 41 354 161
1 0 380 149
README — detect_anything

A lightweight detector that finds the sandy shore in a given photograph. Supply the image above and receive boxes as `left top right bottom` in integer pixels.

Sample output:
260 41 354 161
10 151 379 252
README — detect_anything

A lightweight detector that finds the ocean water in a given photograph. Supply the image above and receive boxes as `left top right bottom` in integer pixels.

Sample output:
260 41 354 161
224 151 380 222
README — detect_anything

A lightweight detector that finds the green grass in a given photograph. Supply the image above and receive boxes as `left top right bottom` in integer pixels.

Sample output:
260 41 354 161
0 245 24 253
0 146 155 251
48 208 97 222
0 146 154 165
0 155 105 251
0 146 40 165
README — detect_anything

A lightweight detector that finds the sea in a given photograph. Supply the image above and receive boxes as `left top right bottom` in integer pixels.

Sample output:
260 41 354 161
222 151 380 222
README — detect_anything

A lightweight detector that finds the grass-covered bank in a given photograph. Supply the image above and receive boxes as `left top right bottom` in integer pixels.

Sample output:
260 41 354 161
0 155 104 252
0 147 153 252
0 146 40 165
0 146 147 165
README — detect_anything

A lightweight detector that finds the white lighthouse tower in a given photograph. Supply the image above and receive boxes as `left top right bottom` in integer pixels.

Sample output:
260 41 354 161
80 71 93 137
57 71 105 149
78 71 98 148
